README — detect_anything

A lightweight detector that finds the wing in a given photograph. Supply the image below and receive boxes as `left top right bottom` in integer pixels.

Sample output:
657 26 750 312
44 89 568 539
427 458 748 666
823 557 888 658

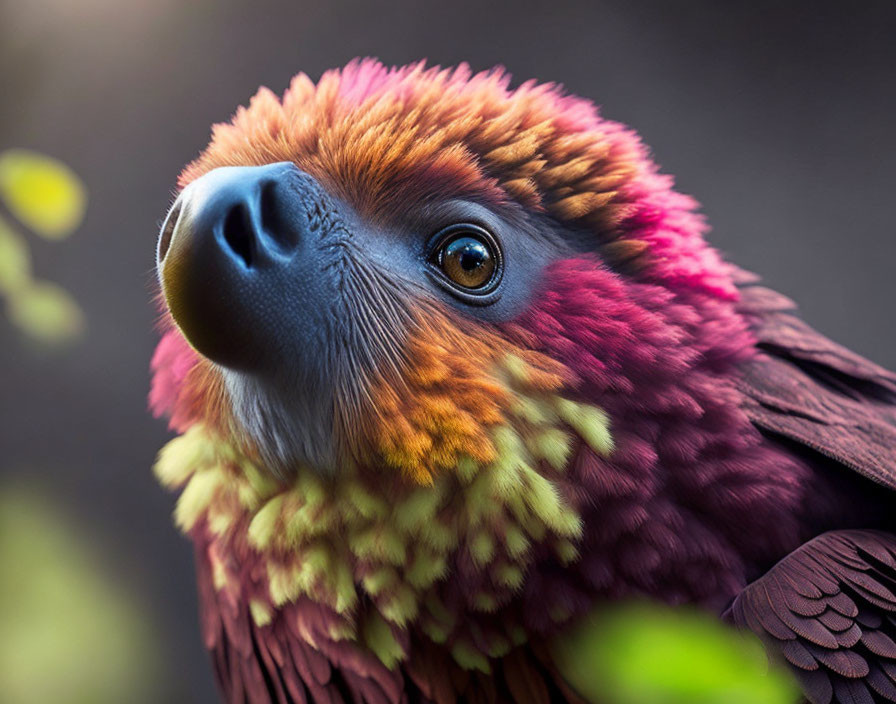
736 274 896 490
725 530 896 704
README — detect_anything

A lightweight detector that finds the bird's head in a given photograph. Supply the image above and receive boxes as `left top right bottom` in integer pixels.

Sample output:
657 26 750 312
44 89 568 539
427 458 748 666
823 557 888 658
151 61 754 650
153 59 738 483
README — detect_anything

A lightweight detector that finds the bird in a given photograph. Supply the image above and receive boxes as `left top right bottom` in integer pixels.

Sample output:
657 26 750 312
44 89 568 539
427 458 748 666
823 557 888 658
150 59 896 704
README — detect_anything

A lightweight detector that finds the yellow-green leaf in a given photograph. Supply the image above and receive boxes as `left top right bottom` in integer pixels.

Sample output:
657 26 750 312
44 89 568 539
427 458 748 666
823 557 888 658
0 216 31 292
0 149 87 239
0 484 162 704
6 280 84 344
553 601 799 704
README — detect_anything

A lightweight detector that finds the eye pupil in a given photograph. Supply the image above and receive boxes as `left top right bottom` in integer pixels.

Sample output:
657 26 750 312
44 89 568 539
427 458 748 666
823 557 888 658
438 234 497 290
450 239 487 271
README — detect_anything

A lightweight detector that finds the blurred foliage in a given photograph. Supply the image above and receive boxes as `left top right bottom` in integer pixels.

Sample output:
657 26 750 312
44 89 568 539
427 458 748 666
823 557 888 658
0 149 86 345
0 218 30 291
0 150 86 240
0 485 162 704
7 280 85 344
554 601 799 704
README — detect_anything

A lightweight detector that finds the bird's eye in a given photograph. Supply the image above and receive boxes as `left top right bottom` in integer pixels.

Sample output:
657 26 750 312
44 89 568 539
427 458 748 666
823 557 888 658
429 224 501 294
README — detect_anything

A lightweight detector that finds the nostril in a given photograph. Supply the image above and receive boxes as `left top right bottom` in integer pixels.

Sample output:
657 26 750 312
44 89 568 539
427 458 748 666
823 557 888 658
222 203 255 269
158 199 182 263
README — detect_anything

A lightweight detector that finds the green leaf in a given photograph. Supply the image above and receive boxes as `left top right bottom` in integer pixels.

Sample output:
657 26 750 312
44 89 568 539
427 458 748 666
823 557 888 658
6 280 84 344
0 484 162 704
553 601 799 704
0 149 87 239
0 216 31 292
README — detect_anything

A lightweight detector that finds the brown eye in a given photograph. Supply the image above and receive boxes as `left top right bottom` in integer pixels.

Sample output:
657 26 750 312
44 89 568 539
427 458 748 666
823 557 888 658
434 230 498 291
440 236 495 288
427 223 503 303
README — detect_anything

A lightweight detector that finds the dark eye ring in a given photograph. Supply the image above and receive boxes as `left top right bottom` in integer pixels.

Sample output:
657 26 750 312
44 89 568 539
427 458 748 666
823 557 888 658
427 224 503 300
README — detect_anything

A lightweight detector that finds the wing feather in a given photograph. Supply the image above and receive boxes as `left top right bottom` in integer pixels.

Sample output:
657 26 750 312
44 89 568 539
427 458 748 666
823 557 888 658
736 279 896 491
725 530 896 704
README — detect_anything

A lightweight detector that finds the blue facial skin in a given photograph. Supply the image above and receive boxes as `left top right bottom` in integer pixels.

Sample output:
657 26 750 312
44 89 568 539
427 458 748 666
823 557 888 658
157 161 578 377
157 161 584 470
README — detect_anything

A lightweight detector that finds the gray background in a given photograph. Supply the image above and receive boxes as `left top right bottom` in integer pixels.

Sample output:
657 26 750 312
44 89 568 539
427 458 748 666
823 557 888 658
1 1 894 700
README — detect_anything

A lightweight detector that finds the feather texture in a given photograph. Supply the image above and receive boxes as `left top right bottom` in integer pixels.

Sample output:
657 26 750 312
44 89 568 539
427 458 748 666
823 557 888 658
149 60 896 704
726 531 896 704
737 281 896 490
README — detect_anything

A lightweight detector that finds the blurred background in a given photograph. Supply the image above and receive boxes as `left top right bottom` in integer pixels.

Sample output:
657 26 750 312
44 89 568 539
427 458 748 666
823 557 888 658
1 1 894 702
